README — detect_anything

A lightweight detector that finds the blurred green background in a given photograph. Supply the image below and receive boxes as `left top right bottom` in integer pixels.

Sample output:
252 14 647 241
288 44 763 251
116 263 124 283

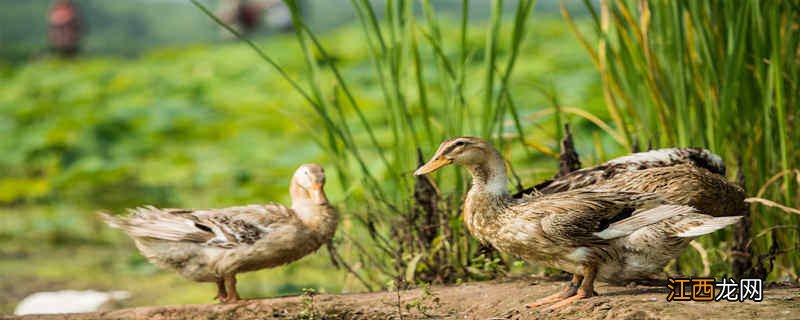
1 0 797 315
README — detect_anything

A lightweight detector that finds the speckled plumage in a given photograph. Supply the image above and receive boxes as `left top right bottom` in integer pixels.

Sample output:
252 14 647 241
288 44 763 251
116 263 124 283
517 147 727 196
415 137 742 308
593 164 746 218
514 152 747 284
100 164 337 302
515 148 747 282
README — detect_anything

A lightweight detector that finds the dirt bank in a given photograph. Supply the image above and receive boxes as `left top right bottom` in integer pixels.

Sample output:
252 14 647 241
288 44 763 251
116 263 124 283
4 277 799 320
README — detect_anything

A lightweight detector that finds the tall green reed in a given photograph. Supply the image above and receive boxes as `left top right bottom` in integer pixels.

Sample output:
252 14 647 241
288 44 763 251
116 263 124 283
566 0 799 279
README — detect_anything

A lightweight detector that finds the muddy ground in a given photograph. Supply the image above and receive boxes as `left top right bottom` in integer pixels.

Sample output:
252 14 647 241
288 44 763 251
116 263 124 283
4 277 799 320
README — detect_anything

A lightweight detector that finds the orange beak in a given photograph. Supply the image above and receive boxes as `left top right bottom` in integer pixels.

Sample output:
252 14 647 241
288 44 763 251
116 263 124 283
309 182 328 205
414 157 452 176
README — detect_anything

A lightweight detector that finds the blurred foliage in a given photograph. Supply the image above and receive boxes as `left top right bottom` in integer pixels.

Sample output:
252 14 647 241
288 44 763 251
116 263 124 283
0 0 217 61
0 0 589 63
0 15 600 210
0 53 308 209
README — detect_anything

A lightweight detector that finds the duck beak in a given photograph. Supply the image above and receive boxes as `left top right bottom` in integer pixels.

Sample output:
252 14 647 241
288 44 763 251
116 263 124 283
414 157 452 176
309 182 329 205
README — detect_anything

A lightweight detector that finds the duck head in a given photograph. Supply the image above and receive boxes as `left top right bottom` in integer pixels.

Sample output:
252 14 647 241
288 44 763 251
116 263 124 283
414 137 500 175
415 137 509 195
290 164 329 205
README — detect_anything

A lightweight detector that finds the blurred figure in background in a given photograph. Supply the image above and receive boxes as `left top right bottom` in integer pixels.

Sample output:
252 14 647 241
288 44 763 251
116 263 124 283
48 0 82 57
264 0 299 32
216 0 300 36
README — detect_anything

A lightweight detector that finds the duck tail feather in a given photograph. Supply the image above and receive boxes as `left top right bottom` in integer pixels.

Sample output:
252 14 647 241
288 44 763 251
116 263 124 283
97 211 124 229
594 205 696 240
97 208 210 242
675 216 742 238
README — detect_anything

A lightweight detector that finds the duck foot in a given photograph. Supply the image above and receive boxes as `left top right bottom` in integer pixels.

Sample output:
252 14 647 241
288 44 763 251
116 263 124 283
533 267 597 311
220 275 241 303
544 266 597 311
213 279 227 302
526 274 582 308
525 289 577 307
543 288 594 311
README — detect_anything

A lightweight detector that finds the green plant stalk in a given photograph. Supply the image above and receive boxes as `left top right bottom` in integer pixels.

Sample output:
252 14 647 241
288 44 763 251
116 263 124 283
482 0 502 139
350 0 411 197
411 18 435 147
501 89 532 158
299 24 394 176
352 0 405 178
489 0 536 140
416 25 470 142
286 3 339 147
458 0 470 137
612 1 673 145
417 0 470 144
284 0 386 197
596 0 633 149
769 4 790 200
392 0 422 150
574 0 799 278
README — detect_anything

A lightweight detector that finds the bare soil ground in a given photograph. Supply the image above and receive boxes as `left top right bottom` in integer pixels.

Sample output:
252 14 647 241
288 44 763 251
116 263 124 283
4 277 799 320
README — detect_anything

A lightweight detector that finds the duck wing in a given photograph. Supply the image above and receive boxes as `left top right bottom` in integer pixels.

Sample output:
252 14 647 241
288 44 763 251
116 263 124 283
591 164 746 217
510 190 694 246
515 148 725 197
99 204 296 248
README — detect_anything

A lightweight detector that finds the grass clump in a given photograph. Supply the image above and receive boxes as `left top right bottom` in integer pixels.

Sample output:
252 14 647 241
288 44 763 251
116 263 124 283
566 0 799 278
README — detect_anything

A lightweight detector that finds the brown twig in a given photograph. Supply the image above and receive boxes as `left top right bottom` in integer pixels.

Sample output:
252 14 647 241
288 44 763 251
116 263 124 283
556 124 581 177
689 240 710 276
745 197 800 215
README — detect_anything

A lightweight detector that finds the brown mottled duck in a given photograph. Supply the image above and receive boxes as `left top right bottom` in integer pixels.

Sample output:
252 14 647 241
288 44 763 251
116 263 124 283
414 137 741 309
100 164 337 303
518 146 747 291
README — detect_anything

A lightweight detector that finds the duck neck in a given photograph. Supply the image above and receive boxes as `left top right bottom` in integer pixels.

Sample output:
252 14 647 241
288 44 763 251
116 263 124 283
464 150 510 199
290 182 338 241
462 149 510 238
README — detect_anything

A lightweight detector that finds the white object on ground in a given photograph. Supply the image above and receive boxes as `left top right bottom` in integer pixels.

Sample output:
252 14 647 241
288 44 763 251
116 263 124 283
14 290 130 315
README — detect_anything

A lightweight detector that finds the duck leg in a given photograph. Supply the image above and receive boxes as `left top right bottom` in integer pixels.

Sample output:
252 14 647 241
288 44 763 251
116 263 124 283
213 279 228 302
222 275 240 303
526 274 583 308
545 266 597 310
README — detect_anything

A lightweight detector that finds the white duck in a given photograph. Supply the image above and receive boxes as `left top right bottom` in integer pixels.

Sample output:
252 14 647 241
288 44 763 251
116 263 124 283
100 164 337 302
